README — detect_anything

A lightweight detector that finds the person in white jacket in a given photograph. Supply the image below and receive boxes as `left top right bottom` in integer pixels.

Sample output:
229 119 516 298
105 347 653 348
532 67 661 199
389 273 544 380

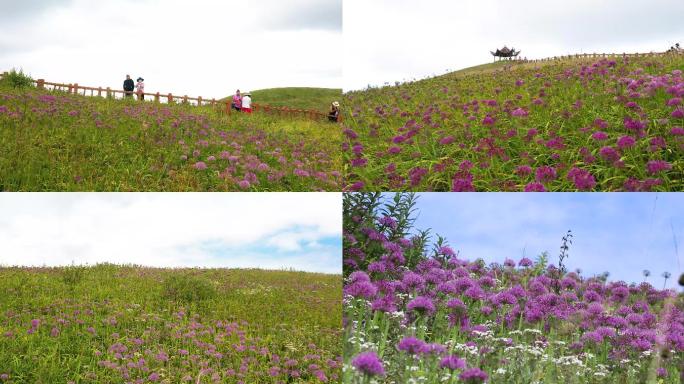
241 92 252 113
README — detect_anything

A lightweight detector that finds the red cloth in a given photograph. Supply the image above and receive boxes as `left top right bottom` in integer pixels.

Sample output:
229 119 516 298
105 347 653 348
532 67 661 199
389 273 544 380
242 107 252 114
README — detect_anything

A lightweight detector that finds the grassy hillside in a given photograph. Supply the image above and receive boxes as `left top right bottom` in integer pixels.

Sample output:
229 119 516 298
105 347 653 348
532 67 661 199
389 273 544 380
342 54 684 191
0 264 341 383
0 87 342 191
233 88 342 113
343 193 684 384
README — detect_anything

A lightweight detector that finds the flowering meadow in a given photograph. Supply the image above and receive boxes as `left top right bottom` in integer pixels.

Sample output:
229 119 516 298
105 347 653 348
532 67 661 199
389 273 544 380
343 193 684 383
0 89 341 191
342 54 684 191
0 265 341 383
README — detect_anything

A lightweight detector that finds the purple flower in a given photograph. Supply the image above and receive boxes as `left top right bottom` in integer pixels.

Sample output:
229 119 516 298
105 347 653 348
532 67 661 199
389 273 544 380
378 215 397 229
646 160 672 175
515 165 532 176
534 166 557 183
599 149 622 167
672 108 684 118
345 281 377 299
407 296 436 316
148 372 160 382
511 107 528 117
349 271 371 284
616 136 636 149
352 351 384 376
439 355 466 370
238 180 251 189
566 167 596 191
193 161 207 170
482 115 495 125
624 117 646 133
447 298 467 314
459 367 488 384
397 336 426 354
524 182 546 192
519 257 533 267
452 175 475 192
667 97 682 106
294 169 310 177
439 136 455 145
671 126 684 136
591 131 608 141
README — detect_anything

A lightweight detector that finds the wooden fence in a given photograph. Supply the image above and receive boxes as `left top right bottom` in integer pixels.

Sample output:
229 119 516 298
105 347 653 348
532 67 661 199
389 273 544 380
0 73 339 122
499 50 682 64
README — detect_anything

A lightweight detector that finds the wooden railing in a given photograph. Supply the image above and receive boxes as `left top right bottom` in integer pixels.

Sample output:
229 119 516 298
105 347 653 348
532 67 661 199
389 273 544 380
0 73 340 122
499 50 682 64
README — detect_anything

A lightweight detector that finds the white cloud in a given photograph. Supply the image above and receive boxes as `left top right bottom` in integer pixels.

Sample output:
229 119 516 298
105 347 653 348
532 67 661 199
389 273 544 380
0 193 341 273
0 0 342 98
411 192 683 287
344 0 684 90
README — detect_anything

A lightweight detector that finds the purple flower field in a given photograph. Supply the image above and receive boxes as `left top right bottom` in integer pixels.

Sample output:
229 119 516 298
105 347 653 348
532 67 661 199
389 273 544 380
343 193 684 383
0 265 341 383
342 55 684 191
0 89 341 191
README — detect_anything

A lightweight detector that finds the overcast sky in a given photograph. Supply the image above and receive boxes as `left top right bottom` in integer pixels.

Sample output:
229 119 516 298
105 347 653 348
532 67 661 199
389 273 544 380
409 193 683 289
0 0 341 98
0 193 342 274
344 0 684 90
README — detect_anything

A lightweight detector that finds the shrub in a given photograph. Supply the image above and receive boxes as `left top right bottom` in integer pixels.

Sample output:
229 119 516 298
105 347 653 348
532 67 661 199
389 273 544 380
162 274 216 303
61 264 86 289
1 68 34 89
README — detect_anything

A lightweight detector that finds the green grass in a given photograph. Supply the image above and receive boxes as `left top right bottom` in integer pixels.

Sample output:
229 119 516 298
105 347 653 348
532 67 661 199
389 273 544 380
0 264 341 383
230 88 342 113
0 87 342 191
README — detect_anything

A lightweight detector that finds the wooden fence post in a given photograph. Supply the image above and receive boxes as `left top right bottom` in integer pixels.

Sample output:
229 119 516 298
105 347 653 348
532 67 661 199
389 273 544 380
168 93 173 103
225 100 230 115
74 83 79 95
155 92 160 103
183 95 188 104
37 79 45 89
198 96 202 106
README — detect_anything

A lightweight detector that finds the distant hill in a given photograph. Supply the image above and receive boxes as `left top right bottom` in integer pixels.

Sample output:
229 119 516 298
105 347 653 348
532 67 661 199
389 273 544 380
224 87 342 113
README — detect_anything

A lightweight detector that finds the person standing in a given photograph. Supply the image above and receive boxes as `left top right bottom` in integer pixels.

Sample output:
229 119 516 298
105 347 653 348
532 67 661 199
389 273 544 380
136 77 145 100
231 89 242 111
123 75 134 98
241 92 252 113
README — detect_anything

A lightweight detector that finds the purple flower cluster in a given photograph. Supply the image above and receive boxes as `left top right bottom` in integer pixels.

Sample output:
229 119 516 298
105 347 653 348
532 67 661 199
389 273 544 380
344 202 684 382
342 56 684 191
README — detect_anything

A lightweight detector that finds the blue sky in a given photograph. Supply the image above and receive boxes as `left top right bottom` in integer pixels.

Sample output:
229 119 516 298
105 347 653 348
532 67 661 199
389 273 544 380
402 193 683 289
0 193 342 274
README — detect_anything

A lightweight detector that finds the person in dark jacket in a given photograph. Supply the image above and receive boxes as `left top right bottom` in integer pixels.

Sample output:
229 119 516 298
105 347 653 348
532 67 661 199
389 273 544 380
123 75 135 98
